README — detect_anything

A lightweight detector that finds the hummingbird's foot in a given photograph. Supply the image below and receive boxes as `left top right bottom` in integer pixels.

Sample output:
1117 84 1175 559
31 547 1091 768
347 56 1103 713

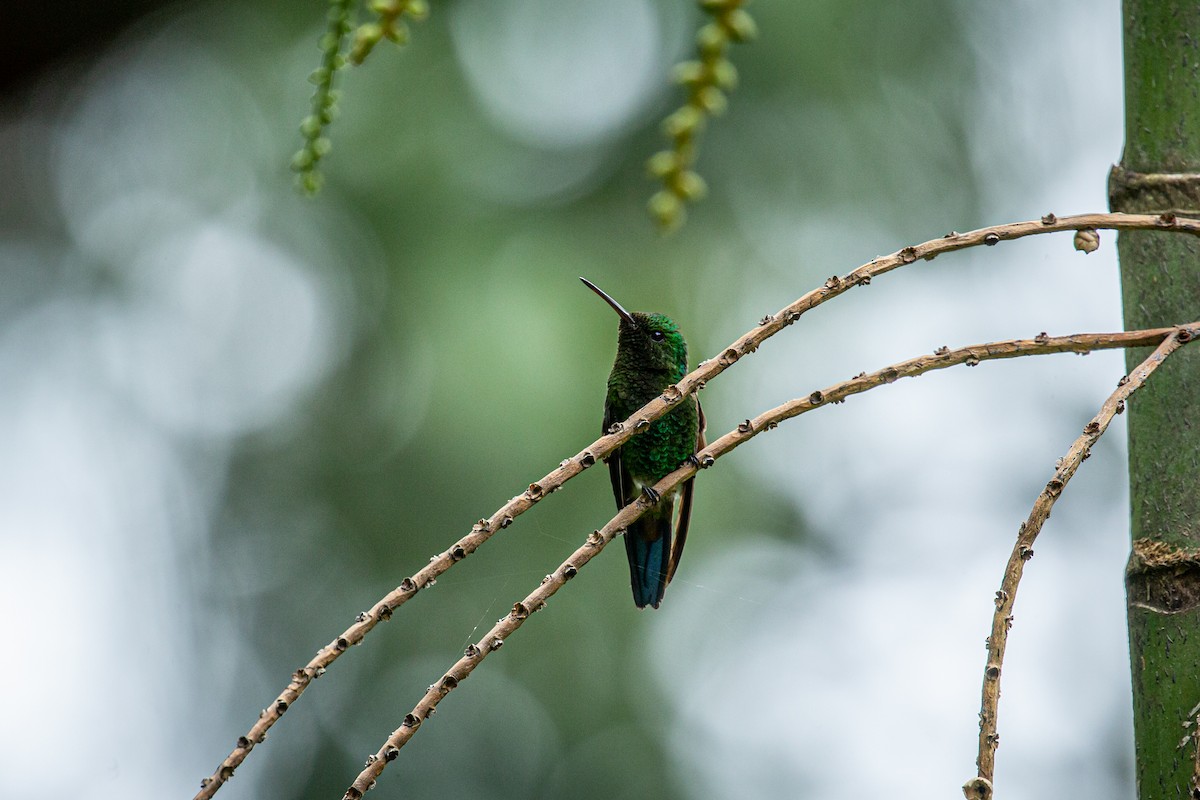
640 485 661 505
685 454 702 469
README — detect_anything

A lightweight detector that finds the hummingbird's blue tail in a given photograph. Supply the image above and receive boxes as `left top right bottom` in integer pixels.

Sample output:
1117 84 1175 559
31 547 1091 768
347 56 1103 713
624 509 671 609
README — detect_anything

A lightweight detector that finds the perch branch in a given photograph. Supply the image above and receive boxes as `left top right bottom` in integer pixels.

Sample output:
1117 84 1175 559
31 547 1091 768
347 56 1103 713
962 328 1195 800
344 324 1198 800
194 212 1200 799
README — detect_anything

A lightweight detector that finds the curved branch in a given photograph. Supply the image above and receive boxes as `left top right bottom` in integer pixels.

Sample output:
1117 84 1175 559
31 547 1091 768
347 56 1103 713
962 328 1195 800
344 324 1199 799
195 212 1199 798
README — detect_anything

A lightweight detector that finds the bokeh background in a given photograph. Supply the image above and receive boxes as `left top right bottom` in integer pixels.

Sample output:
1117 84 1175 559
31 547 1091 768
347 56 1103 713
1 1 1134 798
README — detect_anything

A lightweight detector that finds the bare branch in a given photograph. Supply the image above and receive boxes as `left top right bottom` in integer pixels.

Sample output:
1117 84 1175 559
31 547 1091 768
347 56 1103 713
195 212 1200 798
962 327 1195 800
345 324 1199 800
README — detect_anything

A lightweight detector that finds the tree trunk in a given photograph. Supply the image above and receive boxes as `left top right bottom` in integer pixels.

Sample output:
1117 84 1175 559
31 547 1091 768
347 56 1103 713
1112 3 1200 798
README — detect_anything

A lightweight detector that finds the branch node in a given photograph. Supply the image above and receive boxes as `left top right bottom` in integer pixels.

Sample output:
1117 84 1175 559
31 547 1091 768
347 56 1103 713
1073 228 1100 253
962 776 993 800
1041 213 1057 225
983 232 1001 246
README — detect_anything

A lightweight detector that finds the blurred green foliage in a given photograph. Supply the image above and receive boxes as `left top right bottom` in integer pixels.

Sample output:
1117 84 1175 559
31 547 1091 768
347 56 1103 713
198 1 979 796
7 0 986 796
205 0 980 796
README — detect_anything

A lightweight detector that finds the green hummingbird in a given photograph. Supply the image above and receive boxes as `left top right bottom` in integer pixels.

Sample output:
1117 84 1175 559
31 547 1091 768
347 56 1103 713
581 278 706 609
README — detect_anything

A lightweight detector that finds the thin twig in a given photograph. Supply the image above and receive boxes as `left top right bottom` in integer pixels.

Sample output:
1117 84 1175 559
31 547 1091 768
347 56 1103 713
344 324 1198 799
962 327 1195 800
194 212 1200 798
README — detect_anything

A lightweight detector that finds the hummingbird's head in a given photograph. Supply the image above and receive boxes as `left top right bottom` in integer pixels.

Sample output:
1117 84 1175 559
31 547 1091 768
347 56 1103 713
580 277 689 378
619 312 688 378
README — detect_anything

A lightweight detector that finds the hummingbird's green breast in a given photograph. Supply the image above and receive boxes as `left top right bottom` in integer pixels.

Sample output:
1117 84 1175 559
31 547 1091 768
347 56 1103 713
605 311 698 486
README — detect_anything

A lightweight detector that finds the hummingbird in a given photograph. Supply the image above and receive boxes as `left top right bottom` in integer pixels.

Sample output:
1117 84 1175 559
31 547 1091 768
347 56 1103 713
581 277 706 609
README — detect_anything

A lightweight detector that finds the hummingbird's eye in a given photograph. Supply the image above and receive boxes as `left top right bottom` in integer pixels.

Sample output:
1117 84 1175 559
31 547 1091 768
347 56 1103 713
650 330 665 342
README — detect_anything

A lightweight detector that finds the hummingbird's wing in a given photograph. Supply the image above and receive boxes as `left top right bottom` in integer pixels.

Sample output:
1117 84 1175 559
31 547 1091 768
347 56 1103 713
667 397 705 583
603 401 635 510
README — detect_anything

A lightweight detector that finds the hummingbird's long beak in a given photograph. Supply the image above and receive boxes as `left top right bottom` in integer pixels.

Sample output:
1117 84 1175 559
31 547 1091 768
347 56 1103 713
580 277 635 325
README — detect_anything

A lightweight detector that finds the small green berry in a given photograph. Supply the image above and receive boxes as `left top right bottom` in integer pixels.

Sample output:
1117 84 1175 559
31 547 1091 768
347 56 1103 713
663 106 705 139
300 171 324 195
647 150 682 178
383 21 409 44
697 23 727 55
723 9 758 42
674 171 708 201
696 85 727 115
290 149 315 171
649 191 685 231
671 61 706 86
406 0 430 20
300 115 322 137
711 58 738 90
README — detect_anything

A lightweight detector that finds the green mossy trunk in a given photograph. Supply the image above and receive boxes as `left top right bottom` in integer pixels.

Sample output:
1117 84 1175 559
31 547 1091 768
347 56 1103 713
1115 3 1200 798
